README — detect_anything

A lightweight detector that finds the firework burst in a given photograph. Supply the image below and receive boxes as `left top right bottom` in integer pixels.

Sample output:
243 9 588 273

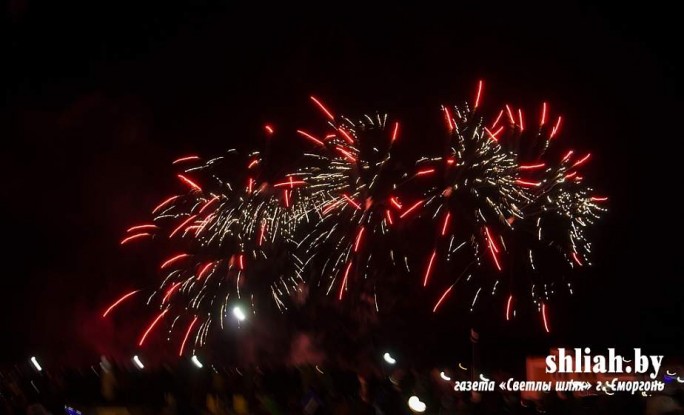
106 149 306 355
291 97 413 309
421 81 607 331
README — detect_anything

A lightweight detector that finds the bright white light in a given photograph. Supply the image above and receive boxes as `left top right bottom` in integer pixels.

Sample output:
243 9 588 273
383 352 396 365
408 396 426 413
440 371 451 381
132 355 144 369
191 355 203 368
233 306 246 322
677 377 684 384
30 356 42 371
479 373 490 382
458 363 467 371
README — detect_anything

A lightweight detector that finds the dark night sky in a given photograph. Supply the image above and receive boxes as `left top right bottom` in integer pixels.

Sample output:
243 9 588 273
1 1 682 366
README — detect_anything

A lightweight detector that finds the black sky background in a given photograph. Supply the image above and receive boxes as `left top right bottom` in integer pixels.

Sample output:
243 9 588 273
1 1 682 366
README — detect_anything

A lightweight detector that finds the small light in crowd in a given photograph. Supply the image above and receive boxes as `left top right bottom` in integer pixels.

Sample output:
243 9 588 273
30 356 42 371
191 355 203 368
65 405 82 415
408 396 426 413
440 371 451 381
100 356 111 373
133 355 144 369
233 306 246 322
383 352 396 365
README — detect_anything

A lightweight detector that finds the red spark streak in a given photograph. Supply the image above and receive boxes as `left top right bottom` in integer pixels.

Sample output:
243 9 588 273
415 168 435 176
338 128 354 144
505 105 515 123
153 196 180 214
516 179 541 187
310 96 335 120
247 159 259 169
491 109 504 129
127 224 158 232
247 178 254 194
336 145 356 162
562 150 574 162
432 285 454 313
322 200 343 215
338 261 353 300
485 126 503 141
173 155 200 164
540 102 547 126
571 252 583 266
162 282 181 304
399 200 423 219
264 124 274 135
443 107 454 130
343 194 362 210
385 210 394 225
550 116 562 138
506 295 513 321
423 250 437 287
542 303 550 333
484 226 499 253
565 171 577 180
194 213 215 236
199 196 220 213
591 196 608 202
485 228 502 271
518 108 524 131
354 227 365 252
259 223 266 246
296 130 324 146
178 316 199 357
284 189 290 208
161 253 190 269
102 290 140 318
120 233 151 245
441 212 451 236
177 174 202 192
572 153 591 167
519 163 546 170
274 178 306 188
474 80 484 109
197 263 214 280
390 197 403 210
138 309 169 346
391 122 399 143
169 215 198 238
238 254 245 271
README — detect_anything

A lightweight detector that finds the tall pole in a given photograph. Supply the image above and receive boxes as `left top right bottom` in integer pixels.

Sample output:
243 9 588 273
470 328 479 382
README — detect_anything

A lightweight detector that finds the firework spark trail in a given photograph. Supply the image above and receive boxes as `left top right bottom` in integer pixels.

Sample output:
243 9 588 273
102 290 140 318
178 316 199 356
